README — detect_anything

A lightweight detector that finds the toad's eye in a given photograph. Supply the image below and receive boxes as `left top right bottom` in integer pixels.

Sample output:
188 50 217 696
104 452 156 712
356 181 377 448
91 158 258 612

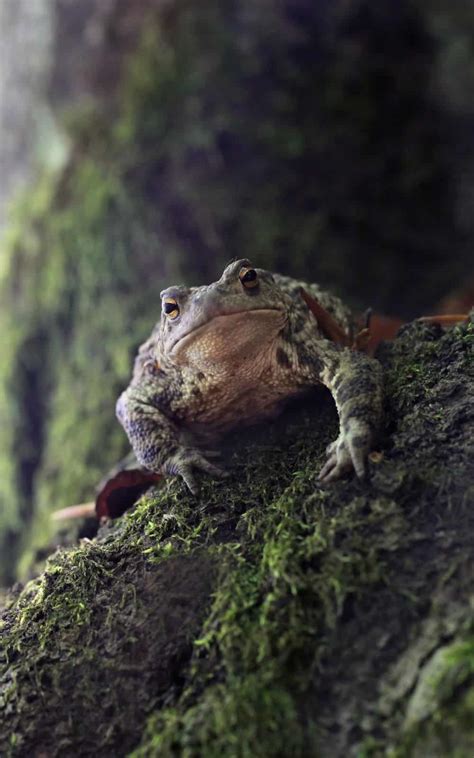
239 267 258 289
162 297 180 319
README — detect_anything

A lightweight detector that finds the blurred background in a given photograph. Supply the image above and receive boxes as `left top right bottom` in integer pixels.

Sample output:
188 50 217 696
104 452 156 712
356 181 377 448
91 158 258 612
0 0 473 587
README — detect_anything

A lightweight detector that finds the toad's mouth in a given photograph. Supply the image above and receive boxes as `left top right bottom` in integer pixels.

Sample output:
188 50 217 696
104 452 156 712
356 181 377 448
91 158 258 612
169 308 287 354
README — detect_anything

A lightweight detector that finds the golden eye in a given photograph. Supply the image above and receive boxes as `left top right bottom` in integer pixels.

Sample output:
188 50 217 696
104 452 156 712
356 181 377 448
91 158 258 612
239 267 258 289
162 297 180 319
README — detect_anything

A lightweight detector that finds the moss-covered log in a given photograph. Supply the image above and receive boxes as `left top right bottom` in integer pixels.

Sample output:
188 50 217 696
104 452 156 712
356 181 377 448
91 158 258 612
0 318 472 757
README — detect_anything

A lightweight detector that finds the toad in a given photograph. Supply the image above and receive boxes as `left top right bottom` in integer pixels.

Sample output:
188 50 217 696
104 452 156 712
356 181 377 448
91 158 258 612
116 260 383 493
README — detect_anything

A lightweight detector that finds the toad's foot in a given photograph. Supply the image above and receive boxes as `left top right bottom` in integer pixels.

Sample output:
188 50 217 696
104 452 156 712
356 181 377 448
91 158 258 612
318 420 373 483
163 447 229 494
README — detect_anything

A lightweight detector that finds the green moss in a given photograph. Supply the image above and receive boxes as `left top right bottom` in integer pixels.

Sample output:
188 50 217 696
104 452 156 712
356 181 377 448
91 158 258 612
393 636 474 757
131 677 304 758
0 157 170 582
130 479 406 756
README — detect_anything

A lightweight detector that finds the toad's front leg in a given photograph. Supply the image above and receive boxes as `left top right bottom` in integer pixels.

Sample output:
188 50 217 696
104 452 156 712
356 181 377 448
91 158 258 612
297 342 383 482
319 347 383 482
116 384 227 494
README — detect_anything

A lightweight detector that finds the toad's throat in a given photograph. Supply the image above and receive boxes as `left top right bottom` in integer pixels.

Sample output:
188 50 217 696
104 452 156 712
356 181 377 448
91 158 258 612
169 307 286 354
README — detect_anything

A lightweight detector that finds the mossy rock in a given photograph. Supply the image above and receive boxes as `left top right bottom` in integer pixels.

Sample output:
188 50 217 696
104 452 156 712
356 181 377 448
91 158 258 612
0 318 472 756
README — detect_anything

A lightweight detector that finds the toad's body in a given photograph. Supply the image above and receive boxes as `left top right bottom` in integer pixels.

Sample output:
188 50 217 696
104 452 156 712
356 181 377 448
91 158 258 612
117 260 383 492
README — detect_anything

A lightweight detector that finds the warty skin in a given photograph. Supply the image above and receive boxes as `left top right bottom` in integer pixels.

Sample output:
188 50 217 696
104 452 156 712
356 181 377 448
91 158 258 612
116 259 383 493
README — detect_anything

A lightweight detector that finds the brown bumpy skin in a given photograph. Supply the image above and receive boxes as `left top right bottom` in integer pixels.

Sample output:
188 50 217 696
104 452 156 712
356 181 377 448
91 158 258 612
116 260 384 493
